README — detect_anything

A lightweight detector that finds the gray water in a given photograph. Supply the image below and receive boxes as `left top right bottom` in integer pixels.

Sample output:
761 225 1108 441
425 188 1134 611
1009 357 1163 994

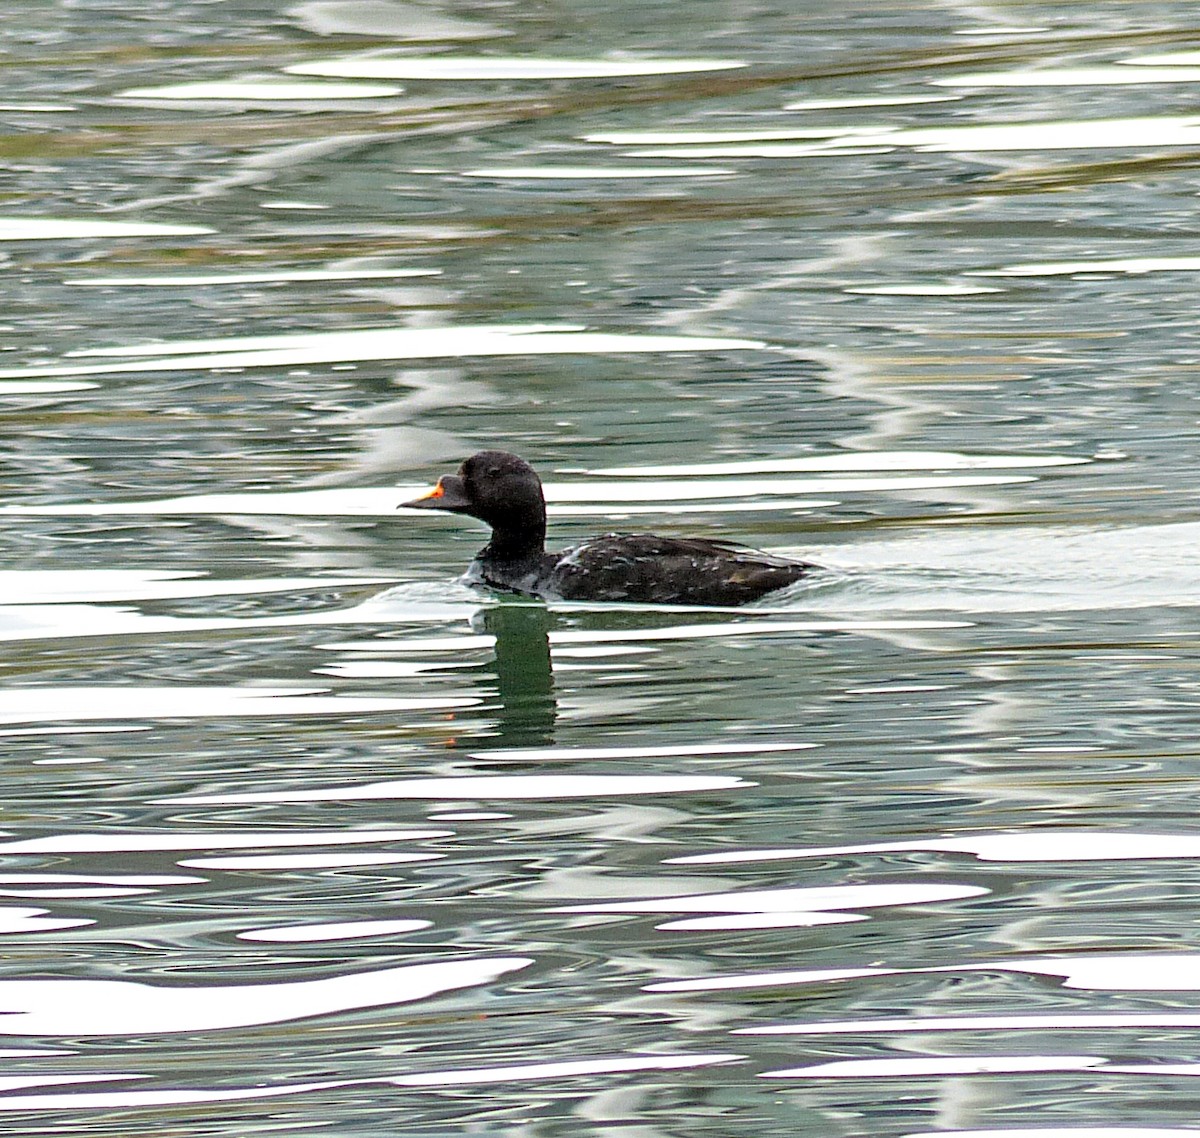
6 2 1200 1135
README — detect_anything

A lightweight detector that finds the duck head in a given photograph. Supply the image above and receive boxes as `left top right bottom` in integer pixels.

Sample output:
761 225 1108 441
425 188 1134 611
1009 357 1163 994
404 450 548 559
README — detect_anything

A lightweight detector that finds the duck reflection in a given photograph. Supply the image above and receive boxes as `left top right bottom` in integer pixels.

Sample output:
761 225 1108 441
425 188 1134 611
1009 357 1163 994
478 600 556 747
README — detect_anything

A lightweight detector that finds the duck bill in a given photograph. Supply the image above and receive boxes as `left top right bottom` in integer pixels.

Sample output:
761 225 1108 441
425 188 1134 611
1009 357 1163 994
402 475 471 512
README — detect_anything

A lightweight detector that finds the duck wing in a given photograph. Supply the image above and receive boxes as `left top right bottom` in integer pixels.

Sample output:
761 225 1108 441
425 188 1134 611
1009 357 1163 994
545 533 813 606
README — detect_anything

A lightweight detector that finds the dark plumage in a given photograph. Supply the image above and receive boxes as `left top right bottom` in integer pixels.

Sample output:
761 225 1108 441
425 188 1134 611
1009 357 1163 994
403 451 816 606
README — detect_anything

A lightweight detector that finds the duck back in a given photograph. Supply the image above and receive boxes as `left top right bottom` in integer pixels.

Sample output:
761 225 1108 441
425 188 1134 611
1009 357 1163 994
540 533 811 605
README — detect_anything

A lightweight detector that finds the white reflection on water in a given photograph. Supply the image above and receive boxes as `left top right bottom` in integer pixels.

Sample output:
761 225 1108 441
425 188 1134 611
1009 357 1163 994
546 620 967 642
741 1012 1200 1035
0 686 475 723
1107 1064 1200 1075
631 116 1200 155
763 1055 1108 1078
645 966 905 992
588 450 1085 476
669 831 1200 865
427 811 511 820
328 634 494 653
0 1051 72 1057
952 24 1047 35
0 957 531 1035
0 381 97 395
0 908 94 934
68 268 441 286
239 918 433 942
177 852 444 869
31 752 117 759
645 953 1200 993
557 882 988 928
658 911 868 931
547 498 835 515
548 645 656 658
0 570 388 604
167 773 755 805
586 127 893 144
1127 51 1200 66
0 603 360 643
935 66 1200 86
388 1052 744 1086
0 1079 352 1112
290 0 506 39
0 1051 741 1112
287 56 746 79
17 734 141 744
982 256 1200 278
475 741 815 761
788 520 1200 615
0 1076 141 1093
783 94 960 109
116 80 404 100
0 590 475 645
0 488 437 518
69 324 563 357
259 200 329 210
315 659 461 679
992 956 1200 991
0 888 153 899
0 323 766 380
532 470 1028 502
904 1131 1200 1138
460 166 736 179
0 219 213 240
0 829 448 853
846 283 1003 296
0 874 204 884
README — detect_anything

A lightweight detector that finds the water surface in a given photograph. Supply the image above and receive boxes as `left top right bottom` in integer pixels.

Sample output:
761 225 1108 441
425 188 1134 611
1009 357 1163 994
5 2 1200 1135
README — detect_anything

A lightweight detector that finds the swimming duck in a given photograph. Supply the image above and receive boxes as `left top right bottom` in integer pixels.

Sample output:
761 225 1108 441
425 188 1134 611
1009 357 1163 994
403 451 815 606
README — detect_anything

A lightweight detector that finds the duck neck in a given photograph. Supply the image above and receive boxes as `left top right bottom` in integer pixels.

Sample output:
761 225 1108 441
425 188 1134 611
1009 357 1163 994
481 515 547 567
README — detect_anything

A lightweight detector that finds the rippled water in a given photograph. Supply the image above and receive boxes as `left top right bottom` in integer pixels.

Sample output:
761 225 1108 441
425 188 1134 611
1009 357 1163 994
10 2 1200 1135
